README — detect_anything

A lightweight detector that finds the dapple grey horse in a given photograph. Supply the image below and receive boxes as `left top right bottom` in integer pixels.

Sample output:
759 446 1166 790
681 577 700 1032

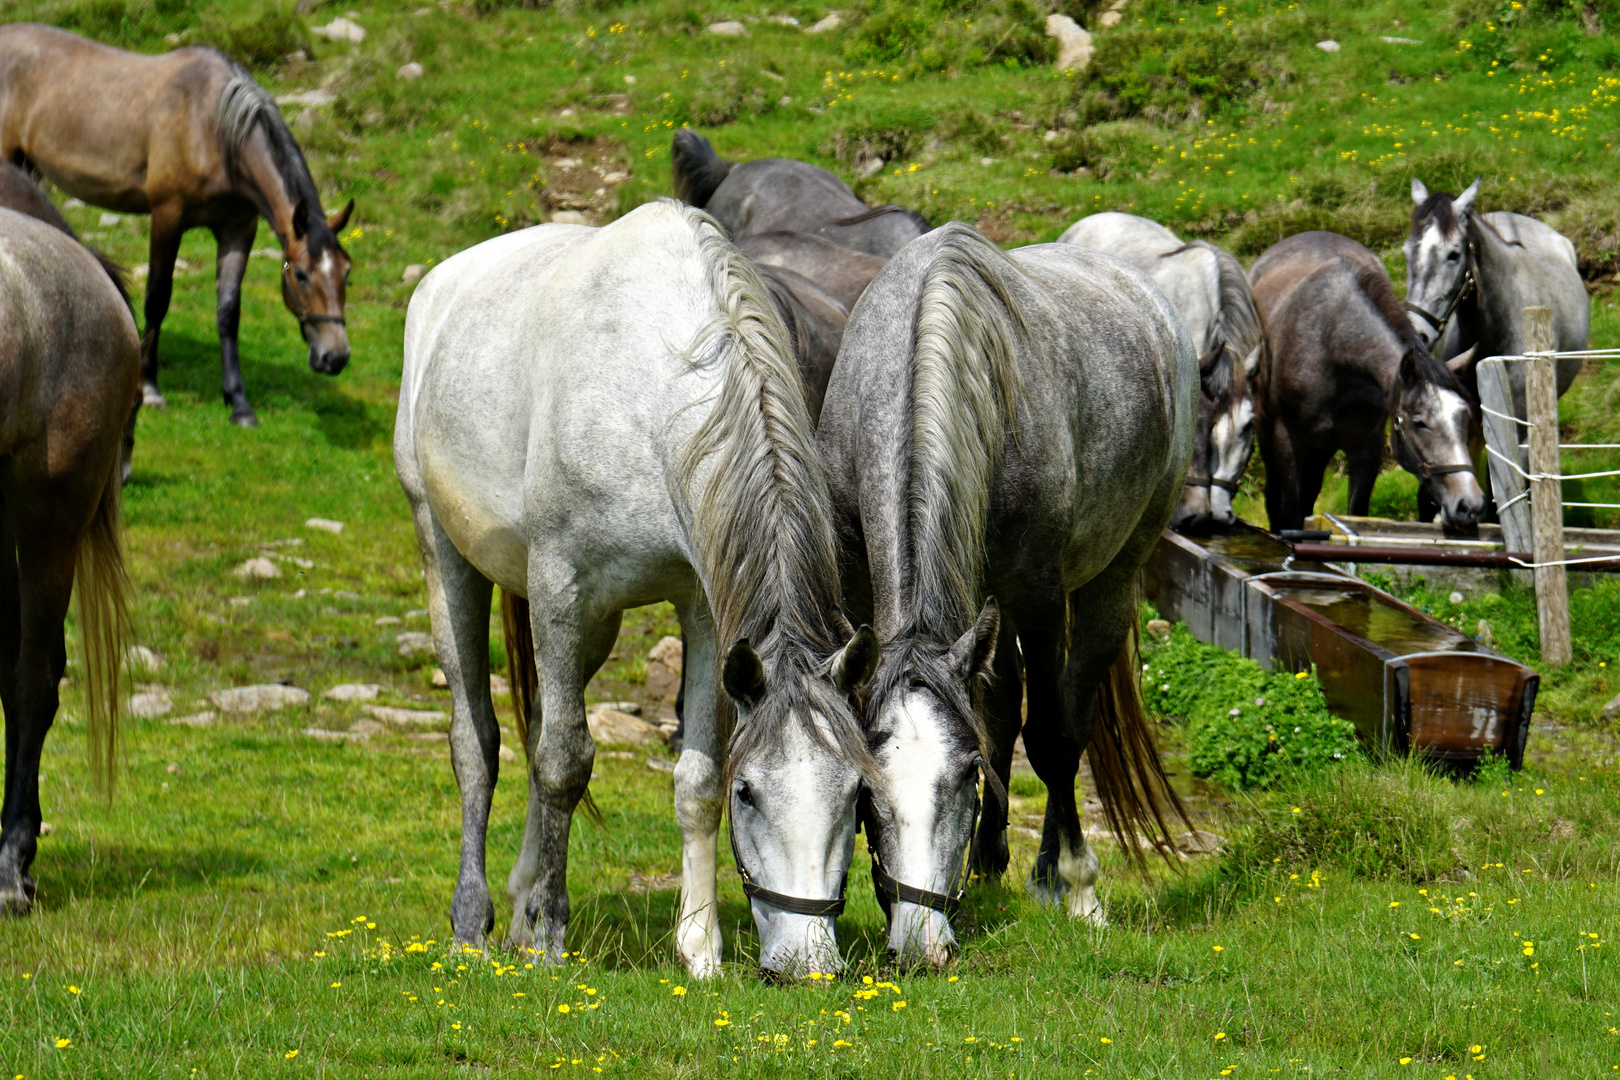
396 201 878 978
1251 231 1484 533
1060 212 1265 532
819 223 1196 966
1405 178 1589 419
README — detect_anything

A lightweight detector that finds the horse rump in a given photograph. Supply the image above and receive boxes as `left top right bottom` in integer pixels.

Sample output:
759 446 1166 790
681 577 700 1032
1084 616 1190 867
671 129 733 209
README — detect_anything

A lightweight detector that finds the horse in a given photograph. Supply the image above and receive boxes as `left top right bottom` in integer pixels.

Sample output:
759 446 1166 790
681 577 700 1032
1250 231 1484 533
672 129 931 258
1404 178 1590 417
0 24 354 426
395 201 879 979
736 230 889 313
753 261 848 425
1059 212 1265 532
0 206 139 914
817 223 1196 966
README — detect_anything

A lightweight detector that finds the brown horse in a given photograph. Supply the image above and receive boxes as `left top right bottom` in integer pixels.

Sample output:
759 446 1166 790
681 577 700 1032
0 24 354 426
0 204 137 913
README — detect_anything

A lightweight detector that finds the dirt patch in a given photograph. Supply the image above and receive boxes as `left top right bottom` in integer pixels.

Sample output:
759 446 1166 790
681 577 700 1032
527 135 631 226
625 870 680 894
972 213 1039 246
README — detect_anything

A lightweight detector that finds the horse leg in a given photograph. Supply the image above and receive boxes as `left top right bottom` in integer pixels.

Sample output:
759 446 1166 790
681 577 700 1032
671 598 723 977
1295 449 1333 527
139 203 185 409
212 214 259 427
506 608 619 952
0 509 76 914
410 500 500 948
0 500 18 836
1261 418 1303 531
968 609 1023 880
1347 436 1383 519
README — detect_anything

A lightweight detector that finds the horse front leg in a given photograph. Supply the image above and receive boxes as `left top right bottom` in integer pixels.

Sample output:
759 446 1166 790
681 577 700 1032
139 202 185 409
212 214 259 427
1347 434 1383 519
671 599 723 977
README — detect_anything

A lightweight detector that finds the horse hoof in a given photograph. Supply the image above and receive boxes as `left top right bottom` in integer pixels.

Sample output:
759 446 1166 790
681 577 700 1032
0 885 32 917
142 385 167 408
231 410 260 428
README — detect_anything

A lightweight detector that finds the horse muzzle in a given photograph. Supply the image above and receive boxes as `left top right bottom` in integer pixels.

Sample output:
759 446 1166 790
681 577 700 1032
309 340 351 376
886 901 957 971
754 907 843 980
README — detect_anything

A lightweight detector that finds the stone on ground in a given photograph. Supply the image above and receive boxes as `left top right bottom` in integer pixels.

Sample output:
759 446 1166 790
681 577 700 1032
209 685 310 713
304 727 369 742
499 744 521 764
550 210 589 225
1605 693 1620 722
325 683 381 702
402 264 426 284
397 61 424 79
365 704 448 727
1316 39 1340 52
806 13 841 32
706 20 747 36
275 88 338 108
1146 618 1171 638
306 517 345 534
233 557 281 580
396 632 436 658
312 17 365 42
99 212 121 227
1175 829 1226 855
126 645 162 673
1045 14 1093 70
588 705 663 746
129 688 173 719
168 712 216 728
375 616 402 627
349 718 387 736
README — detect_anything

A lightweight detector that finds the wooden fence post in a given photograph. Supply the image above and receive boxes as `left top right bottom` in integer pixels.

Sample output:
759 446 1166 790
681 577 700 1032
1524 306 1571 665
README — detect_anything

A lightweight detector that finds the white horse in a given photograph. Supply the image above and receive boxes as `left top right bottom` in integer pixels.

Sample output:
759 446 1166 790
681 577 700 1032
1059 212 1264 531
395 201 878 978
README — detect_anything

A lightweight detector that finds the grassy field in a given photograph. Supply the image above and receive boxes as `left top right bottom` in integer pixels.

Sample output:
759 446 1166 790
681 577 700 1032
3 0 1620 1074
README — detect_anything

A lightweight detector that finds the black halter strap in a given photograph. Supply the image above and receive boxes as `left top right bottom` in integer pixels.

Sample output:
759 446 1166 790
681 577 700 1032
282 260 347 329
869 851 963 916
1390 415 1475 480
299 312 347 327
728 821 847 918
1403 252 1477 348
1185 475 1242 494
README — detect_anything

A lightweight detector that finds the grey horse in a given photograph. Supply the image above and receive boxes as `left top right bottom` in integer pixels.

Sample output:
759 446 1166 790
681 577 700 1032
1251 231 1484 533
673 129 930 258
1405 178 1590 418
818 223 1196 966
1059 212 1265 532
395 201 878 978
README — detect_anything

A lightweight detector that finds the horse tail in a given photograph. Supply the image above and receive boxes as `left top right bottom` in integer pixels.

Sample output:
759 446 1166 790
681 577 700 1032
907 222 1027 632
76 451 132 799
1085 611 1190 867
671 129 733 209
500 588 602 822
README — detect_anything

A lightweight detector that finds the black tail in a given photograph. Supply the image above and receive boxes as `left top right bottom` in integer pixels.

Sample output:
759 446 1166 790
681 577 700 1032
671 129 733 208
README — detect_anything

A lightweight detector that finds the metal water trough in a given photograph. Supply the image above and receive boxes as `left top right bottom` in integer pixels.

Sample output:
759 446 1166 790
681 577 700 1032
1141 524 1537 769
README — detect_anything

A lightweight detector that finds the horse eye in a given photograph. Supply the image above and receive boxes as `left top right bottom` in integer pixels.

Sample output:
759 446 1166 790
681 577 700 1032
735 781 755 808
294 269 310 285
1446 251 1461 262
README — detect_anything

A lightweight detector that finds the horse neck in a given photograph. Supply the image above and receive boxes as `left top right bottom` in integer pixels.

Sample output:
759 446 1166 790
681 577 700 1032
1464 214 1523 350
230 127 311 247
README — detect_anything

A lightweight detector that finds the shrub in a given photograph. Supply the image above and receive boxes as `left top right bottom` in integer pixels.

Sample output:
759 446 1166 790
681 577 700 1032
55 0 194 49
681 70 781 128
1048 120 1156 180
817 108 933 166
846 0 1052 75
199 7 312 70
1143 623 1359 791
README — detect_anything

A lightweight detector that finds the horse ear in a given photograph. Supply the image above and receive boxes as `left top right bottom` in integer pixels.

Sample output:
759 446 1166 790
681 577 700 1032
1444 344 1480 378
948 598 999 683
1197 349 1223 399
291 198 310 240
1454 177 1481 214
1399 349 1422 388
1242 343 1263 379
831 625 879 696
1411 177 1429 205
327 199 355 233
722 639 767 707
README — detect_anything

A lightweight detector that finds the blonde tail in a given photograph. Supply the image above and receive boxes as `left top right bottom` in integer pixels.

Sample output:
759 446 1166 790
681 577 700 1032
75 461 131 798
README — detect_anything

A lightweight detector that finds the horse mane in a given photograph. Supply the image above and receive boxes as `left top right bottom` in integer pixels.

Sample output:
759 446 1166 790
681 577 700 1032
1168 240 1264 400
1349 255 1470 400
904 222 1026 639
1411 192 1460 238
669 203 871 776
214 59 338 252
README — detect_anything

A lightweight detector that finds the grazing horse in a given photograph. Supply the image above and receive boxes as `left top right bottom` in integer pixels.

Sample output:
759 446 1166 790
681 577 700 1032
396 201 879 978
0 207 138 913
1251 231 1484 533
1059 212 1265 532
0 24 354 426
736 230 889 313
1404 178 1590 416
672 129 930 258
752 261 848 424
818 223 1196 966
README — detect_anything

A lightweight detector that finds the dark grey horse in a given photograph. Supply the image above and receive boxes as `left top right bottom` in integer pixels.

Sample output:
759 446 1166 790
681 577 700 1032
1405 178 1590 417
1251 231 1484 533
754 261 847 424
819 223 1195 965
737 230 888 313
672 129 930 258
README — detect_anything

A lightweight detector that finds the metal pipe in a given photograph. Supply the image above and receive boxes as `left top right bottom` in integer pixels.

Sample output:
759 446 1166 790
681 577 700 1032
1287 542 1620 570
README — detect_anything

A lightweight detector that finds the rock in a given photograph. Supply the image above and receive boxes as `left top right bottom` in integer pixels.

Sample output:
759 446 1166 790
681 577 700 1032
228 597 254 607
1097 10 1123 28
645 661 680 701
334 590 361 601
1043 14 1095 71
855 157 885 179
1175 829 1226 855
209 685 310 713
588 706 662 746
396 61 424 80
768 13 798 25
325 683 381 702
979 157 996 167
402 264 426 285
167 712 216 728
38 822 54 837
598 700 642 716
1146 619 1171 639
304 727 368 742
645 755 676 773
375 616 402 627
233 557 282 580
365 704 447 727
1316 39 1340 53
648 636 684 673
806 13 841 33
165 761 181 775
432 668 449 688
550 210 590 225
1604 693 1620 722
1449 591 1464 605
126 645 162 674
311 17 365 43
1380 35 1421 44
397 632 436 658
129 689 173 719
1043 129 1060 142
306 517 344 534
275 88 338 108
623 74 637 84
349 718 387 736
406 609 428 620
99 212 122 227
707 20 748 36
491 674 510 695
499 743 521 764
65 198 86 210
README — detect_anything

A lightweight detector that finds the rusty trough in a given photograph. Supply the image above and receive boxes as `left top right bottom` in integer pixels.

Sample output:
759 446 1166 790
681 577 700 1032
1141 524 1537 770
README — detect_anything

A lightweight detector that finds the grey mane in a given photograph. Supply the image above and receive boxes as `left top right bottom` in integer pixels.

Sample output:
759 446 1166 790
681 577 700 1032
1348 254 1470 399
670 203 870 773
214 60 337 250
906 223 1027 638
1168 240 1263 399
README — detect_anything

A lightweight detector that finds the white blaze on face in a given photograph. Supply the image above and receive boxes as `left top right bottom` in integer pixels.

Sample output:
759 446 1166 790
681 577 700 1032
1431 386 1484 520
1407 221 1465 346
1208 396 1255 523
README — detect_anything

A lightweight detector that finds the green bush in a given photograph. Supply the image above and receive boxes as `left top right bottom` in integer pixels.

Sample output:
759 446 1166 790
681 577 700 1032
199 7 312 70
1143 623 1359 790
817 108 934 165
1048 119 1156 180
55 0 194 48
846 0 1052 75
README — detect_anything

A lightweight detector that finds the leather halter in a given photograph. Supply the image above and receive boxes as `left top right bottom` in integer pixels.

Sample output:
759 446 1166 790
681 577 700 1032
864 757 1004 918
283 262 347 329
728 818 847 918
1390 414 1475 480
1185 475 1242 494
1402 233 1477 348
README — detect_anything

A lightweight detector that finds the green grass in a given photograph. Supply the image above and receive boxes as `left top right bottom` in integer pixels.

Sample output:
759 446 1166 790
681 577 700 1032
4 0 1620 1073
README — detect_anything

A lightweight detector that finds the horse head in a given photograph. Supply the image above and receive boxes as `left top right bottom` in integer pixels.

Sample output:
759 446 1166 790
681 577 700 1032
722 627 878 979
281 197 354 376
1404 177 1480 348
859 600 999 970
1389 345 1484 531
1171 341 1259 532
